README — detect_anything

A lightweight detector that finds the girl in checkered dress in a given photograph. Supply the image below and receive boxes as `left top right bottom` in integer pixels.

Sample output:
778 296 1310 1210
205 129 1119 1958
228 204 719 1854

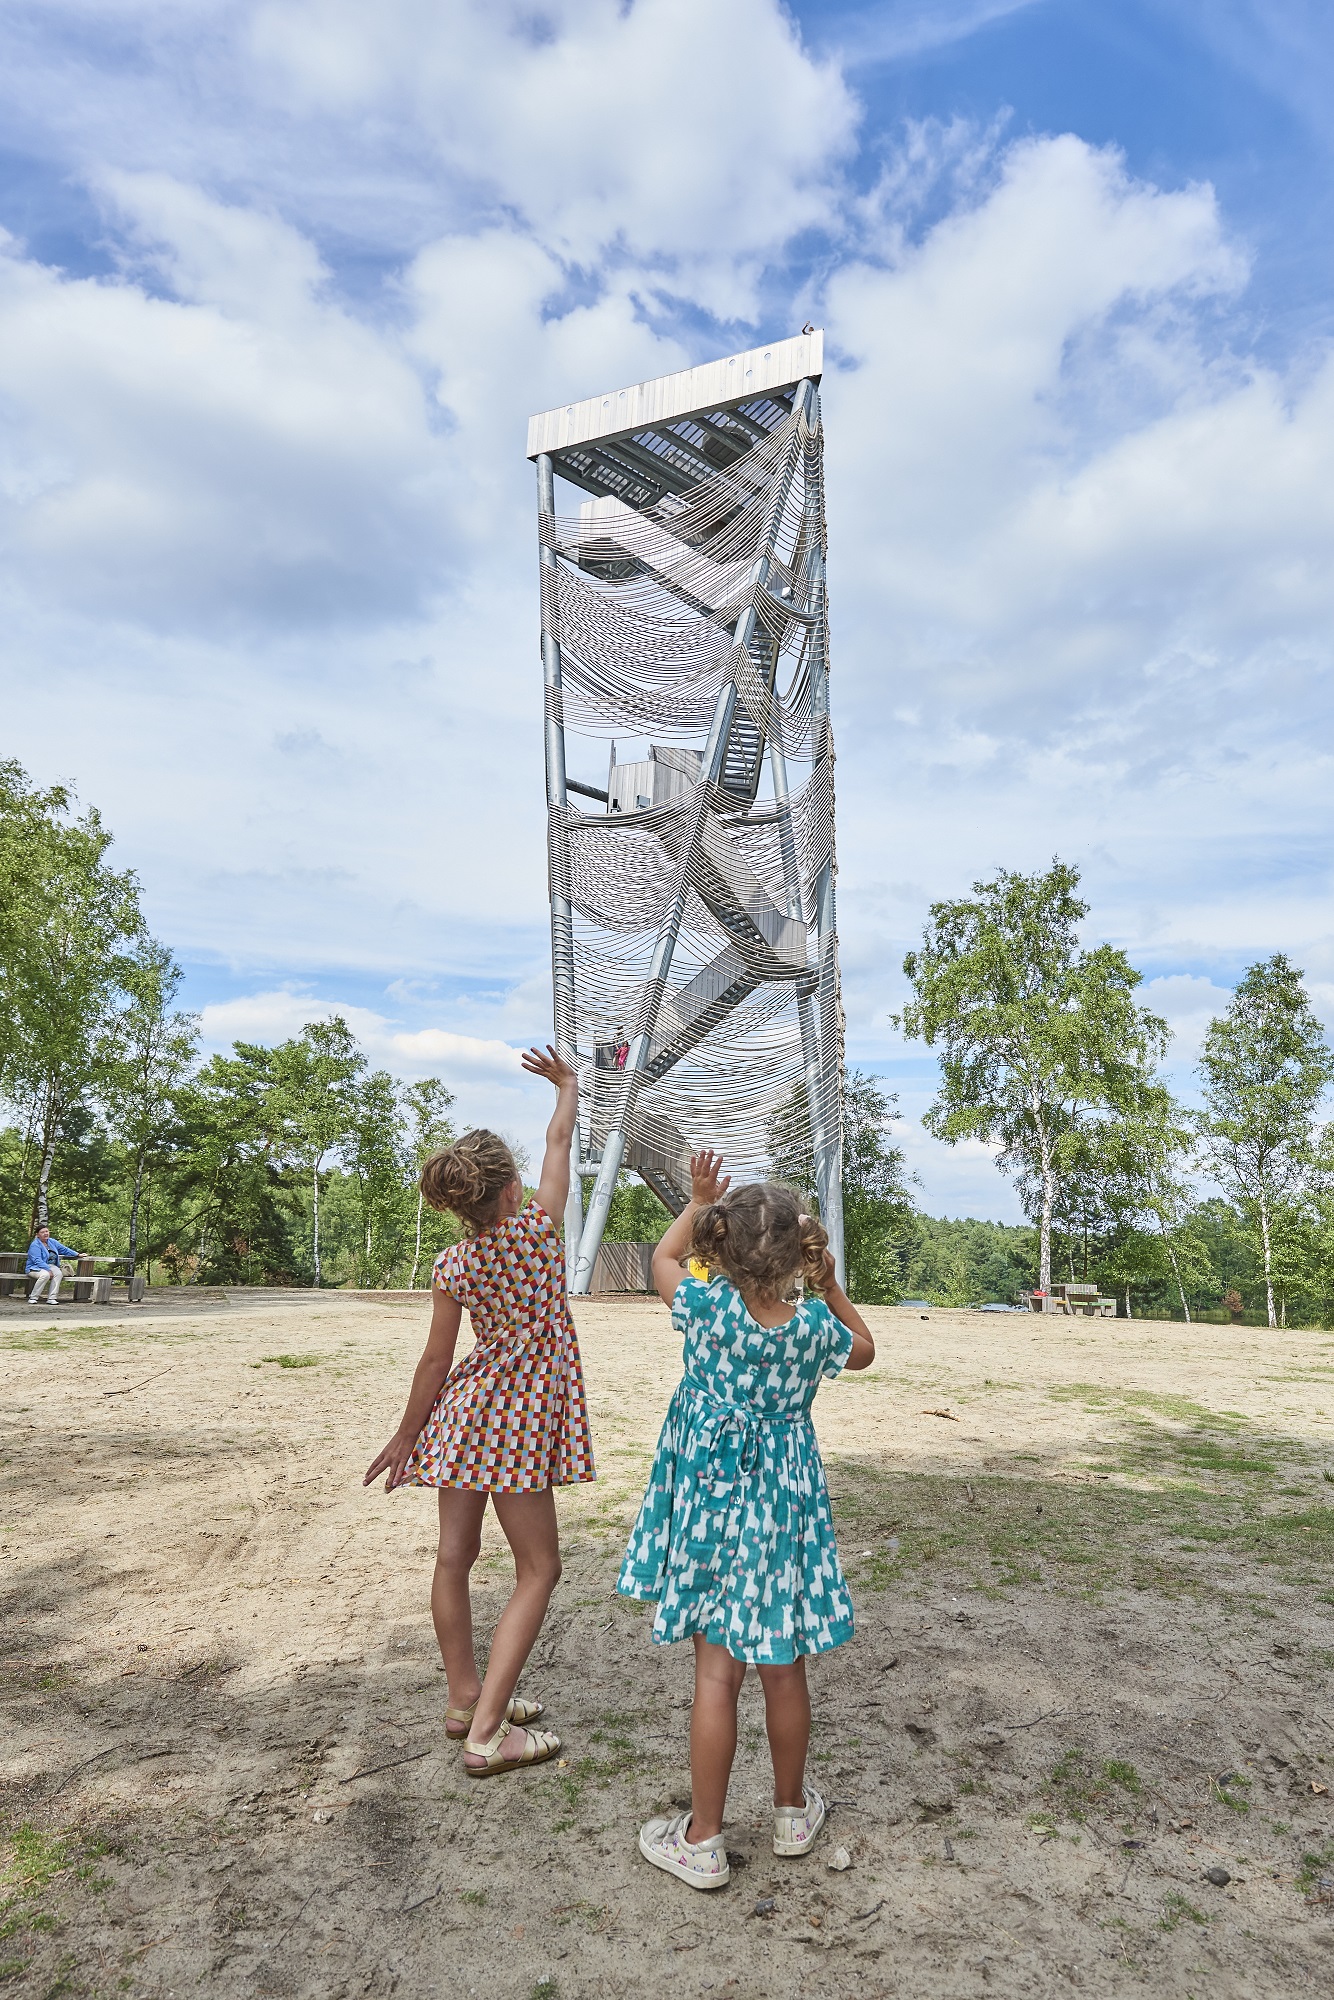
364 1046 590 1777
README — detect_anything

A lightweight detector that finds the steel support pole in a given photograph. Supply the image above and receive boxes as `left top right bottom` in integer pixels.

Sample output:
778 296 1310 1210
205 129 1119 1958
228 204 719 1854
769 730 840 1279
537 453 585 1272
571 385 814 1292
803 397 845 1280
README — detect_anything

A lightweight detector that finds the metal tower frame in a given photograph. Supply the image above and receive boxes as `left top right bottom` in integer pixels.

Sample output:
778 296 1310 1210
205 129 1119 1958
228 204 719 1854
527 332 844 1293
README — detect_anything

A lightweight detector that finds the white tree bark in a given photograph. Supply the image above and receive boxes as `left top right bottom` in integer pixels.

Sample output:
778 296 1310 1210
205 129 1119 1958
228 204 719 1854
1258 1186 1275 1327
312 1161 322 1288
410 1188 424 1290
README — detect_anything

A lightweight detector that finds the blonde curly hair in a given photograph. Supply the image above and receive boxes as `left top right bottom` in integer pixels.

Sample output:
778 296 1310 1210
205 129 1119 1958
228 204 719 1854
689 1182 829 1300
419 1128 518 1232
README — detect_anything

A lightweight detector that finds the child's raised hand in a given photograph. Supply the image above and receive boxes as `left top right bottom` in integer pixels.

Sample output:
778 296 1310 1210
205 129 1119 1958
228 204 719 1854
689 1149 730 1206
520 1044 577 1091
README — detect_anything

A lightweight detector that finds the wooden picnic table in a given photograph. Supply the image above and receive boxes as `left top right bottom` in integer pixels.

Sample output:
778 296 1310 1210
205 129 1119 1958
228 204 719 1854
0 1251 145 1304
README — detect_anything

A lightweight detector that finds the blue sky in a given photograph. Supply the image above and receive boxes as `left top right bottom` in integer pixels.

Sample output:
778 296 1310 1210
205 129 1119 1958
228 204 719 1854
3 0 1333 1216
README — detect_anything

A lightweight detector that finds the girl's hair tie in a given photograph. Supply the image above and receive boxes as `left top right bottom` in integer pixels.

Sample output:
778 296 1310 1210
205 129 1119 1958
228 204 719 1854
798 1213 811 1224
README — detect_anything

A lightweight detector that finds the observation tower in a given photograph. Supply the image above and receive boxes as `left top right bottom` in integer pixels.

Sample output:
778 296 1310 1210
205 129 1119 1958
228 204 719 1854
527 331 844 1293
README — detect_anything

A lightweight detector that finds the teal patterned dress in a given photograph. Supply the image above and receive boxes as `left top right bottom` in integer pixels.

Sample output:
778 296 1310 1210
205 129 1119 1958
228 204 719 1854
617 1275 856 1664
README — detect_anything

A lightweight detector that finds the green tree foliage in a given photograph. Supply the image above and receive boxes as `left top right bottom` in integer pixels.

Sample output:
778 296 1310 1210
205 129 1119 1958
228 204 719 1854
174 1042 301 1283
1197 955 1334 1327
897 860 1168 1295
600 1176 674 1243
97 938 199 1278
403 1078 457 1288
0 764 145 1231
768 1068 917 1303
903 1215 1037 1306
270 1018 366 1287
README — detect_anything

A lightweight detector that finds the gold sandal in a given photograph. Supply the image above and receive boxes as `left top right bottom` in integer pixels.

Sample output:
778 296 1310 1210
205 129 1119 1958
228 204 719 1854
445 1694 544 1739
463 1718 561 1779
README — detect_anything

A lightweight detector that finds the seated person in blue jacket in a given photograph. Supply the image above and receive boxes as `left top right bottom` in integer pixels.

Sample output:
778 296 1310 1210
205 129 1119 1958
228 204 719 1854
26 1225 78 1305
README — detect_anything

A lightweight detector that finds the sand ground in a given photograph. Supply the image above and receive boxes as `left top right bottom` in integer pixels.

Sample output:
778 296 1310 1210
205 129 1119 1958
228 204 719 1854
3 1287 1334 1999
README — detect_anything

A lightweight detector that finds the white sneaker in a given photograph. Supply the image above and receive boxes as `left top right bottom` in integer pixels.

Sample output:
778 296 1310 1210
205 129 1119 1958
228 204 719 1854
638 1812 730 1891
774 1785 826 1857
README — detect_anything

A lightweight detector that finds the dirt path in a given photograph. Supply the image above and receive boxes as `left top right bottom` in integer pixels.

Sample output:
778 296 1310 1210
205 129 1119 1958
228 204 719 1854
3 1292 1334 1998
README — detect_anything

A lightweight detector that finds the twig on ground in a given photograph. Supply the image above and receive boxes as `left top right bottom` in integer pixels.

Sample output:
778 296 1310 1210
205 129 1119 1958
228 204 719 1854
1006 1708 1094 1732
339 1748 430 1784
51 1743 181 1796
50 1746 119 1796
921 1409 960 1421
103 1368 174 1397
395 1881 443 1916
852 1899 886 1921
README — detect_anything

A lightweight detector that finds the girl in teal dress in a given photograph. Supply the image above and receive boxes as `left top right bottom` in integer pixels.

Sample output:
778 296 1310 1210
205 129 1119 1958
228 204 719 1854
618 1151 875 1893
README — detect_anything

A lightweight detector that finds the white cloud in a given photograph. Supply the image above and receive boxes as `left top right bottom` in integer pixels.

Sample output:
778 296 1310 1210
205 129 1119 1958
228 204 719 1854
1138 973 1234 1063
816 0 1043 68
0 192 444 625
248 0 856 304
387 1029 525 1078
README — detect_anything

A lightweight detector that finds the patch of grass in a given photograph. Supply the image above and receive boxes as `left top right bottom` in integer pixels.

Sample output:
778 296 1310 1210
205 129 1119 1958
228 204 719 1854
1044 1750 1143 1822
257 1353 323 1369
0 1824 106 1956
1160 1891 1208 1931
1048 1385 1249 1431
529 1982 560 2000
552 1900 615 1934
460 1888 487 1907
0 1324 128 1352
828 1446 1333 1605
1214 1774 1251 1814
1297 1841 1334 1903
3 1829 69 1896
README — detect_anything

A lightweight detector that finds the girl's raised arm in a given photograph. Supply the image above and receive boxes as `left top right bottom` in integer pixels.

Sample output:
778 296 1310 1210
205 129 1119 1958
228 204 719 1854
521 1044 579 1222
651 1150 730 1305
819 1254 876 1370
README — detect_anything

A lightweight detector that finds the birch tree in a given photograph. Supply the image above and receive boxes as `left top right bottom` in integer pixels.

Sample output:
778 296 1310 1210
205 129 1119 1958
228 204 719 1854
403 1077 455 1288
272 1018 364 1287
346 1069 409 1287
1197 955 1333 1328
897 861 1167 1293
98 938 199 1278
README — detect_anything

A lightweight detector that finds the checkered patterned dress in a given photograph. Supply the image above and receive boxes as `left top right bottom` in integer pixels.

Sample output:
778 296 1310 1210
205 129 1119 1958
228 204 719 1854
404 1200 595 1493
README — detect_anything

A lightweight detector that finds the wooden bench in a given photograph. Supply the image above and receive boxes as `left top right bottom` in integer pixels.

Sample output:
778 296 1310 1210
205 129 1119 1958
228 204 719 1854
0 1252 146 1304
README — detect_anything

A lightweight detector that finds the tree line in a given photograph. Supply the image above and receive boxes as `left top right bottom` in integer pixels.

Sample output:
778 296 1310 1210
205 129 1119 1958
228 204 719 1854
0 763 460 1286
891 860 1334 1326
6 763 1333 1319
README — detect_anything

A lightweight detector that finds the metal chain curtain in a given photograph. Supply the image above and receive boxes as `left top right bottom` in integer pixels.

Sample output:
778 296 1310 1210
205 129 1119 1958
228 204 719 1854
535 376 844 1291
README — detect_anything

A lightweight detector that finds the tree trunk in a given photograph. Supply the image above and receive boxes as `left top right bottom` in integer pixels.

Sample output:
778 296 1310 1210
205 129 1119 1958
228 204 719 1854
1039 1153 1054 1294
410 1188 424 1290
32 1084 62 1233
1124 1284 1132 1318
1258 1189 1276 1328
128 1150 146 1279
1156 1214 1191 1323
312 1161 322 1288
1165 1239 1190 1322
